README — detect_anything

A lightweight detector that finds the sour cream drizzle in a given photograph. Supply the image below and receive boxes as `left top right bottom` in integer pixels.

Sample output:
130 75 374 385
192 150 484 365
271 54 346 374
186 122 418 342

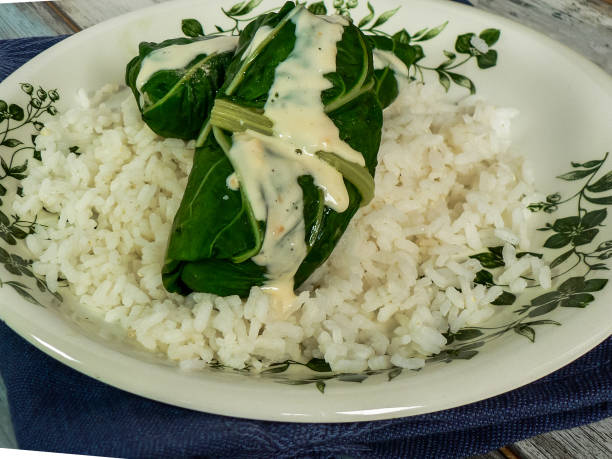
225 8 363 313
135 36 238 93
372 49 409 77
241 25 273 60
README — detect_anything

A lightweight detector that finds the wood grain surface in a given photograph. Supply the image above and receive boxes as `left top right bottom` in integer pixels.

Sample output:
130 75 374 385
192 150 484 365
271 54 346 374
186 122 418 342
55 0 166 29
0 2 74 37
512 418 612 459
471 418 612 459
471 0 612 73
0 1 610 457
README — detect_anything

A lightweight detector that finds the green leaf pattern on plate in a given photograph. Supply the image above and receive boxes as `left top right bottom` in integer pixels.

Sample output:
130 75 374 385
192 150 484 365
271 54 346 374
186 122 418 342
1 0 609 393
0 84 62 306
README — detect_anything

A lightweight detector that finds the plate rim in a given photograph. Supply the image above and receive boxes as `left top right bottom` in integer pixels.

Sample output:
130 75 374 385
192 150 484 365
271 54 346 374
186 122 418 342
0 0 610 422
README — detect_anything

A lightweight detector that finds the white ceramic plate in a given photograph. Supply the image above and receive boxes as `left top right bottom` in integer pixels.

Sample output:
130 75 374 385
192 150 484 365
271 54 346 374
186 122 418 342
0 0 610 422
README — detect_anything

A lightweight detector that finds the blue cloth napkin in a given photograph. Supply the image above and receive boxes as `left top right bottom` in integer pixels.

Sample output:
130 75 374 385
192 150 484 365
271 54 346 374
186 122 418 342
0 26 611 459
0 323 608 458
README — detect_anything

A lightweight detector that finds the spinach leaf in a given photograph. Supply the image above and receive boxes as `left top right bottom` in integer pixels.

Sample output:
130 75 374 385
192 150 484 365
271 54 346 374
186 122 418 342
366 32 426 108
216 2 299 111
163 2 384 297
162 134 266 296
125 37 235 140
373 67 399 109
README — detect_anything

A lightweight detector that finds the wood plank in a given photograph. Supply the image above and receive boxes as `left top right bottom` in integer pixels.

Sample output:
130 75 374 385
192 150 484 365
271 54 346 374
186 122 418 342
55 0 612 74
55 0 166 30
470 0 612 73
45 2 82 33
510 418 612 459
0 2 74 39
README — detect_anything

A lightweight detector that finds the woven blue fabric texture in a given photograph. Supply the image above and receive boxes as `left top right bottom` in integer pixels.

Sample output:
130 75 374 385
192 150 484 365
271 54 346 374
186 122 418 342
0 323 608 458
0 36 67 81
0 15 610 459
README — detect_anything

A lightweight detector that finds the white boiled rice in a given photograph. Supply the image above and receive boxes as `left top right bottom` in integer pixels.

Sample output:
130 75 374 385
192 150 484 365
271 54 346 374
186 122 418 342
13 80 550 372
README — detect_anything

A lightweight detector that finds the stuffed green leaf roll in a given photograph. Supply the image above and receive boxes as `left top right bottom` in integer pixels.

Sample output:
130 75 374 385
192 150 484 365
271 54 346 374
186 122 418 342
126 35 237 140
154 2 385 310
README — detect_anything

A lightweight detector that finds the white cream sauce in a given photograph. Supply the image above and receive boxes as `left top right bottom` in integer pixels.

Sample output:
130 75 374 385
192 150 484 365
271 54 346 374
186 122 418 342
135 36 238 93
225 8 364 314
373 48 409 77
240 25 273 61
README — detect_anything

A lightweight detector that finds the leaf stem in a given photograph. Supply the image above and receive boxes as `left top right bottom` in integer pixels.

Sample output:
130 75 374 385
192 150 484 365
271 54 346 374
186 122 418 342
229 7 283 22
0 119 10 145
9 146 32 169
366 28 392 37
210 99 274 136
553 189 582 206
577 152 607 215
448 327 512 348
316 151 374 206
415 64 424 82
442 55 472 70
418 56 472 72
551 255 581 279
211 126 263 263
224 5 302 96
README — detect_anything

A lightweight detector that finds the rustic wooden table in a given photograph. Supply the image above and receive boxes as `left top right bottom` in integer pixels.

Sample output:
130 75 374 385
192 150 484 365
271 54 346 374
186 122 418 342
0 1 610 457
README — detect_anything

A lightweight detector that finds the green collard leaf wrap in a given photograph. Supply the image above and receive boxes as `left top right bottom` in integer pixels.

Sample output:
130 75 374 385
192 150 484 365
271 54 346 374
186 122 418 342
163 2 383 296
373 66 398 109
365 33 423 108
125 36 235 139
161 134 266 296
